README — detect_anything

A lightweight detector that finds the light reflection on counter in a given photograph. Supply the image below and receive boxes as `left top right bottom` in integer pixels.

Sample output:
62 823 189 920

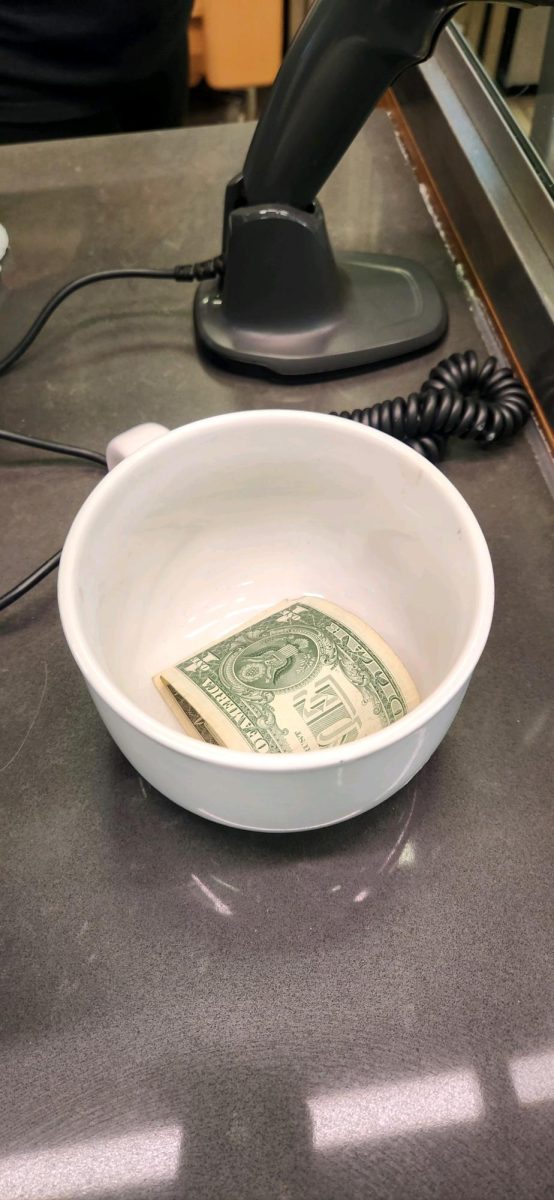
308 1068 484 1149
191 873 233 916
397 840 415 868
510 1049 554 1105
0 1124 183 1200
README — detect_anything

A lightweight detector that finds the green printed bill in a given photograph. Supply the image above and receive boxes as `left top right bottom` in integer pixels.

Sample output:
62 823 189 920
154 598 419 754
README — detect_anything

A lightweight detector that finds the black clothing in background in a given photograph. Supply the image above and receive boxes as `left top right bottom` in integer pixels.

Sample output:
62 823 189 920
0 0 193 141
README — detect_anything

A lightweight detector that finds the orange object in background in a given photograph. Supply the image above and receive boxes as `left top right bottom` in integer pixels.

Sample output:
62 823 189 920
189 0 283 90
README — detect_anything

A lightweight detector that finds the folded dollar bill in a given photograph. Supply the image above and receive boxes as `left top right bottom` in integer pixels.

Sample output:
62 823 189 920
154 597 419 754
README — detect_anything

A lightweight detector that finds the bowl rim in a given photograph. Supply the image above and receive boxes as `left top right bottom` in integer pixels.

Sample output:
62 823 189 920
58 409 495 773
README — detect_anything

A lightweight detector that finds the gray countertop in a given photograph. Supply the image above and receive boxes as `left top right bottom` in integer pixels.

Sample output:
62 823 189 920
0 114 553 1200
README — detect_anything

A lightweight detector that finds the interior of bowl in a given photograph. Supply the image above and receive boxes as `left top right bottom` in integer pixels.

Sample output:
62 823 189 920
65 413 490 740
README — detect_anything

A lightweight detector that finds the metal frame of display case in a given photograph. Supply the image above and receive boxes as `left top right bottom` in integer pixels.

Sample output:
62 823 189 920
393 24 554 451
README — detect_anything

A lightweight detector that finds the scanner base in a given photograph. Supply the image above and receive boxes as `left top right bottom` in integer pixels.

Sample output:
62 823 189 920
194 198 446 376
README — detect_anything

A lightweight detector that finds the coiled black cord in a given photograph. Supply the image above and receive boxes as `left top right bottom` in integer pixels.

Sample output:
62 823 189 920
334 350 532 463
0 258 224 376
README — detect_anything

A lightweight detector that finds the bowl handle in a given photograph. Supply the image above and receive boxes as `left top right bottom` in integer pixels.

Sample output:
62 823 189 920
105 423 170 471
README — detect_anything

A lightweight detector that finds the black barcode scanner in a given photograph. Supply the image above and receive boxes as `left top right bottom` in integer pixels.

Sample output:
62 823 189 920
195 0 553 375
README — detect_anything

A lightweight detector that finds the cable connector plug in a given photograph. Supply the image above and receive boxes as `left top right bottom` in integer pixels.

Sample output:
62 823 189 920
173 256 225 283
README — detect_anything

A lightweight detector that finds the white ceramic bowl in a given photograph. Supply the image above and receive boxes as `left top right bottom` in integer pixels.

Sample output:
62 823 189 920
58 411 494 832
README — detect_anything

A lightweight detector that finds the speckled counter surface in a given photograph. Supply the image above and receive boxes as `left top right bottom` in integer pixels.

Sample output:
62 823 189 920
0 114 552 1200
